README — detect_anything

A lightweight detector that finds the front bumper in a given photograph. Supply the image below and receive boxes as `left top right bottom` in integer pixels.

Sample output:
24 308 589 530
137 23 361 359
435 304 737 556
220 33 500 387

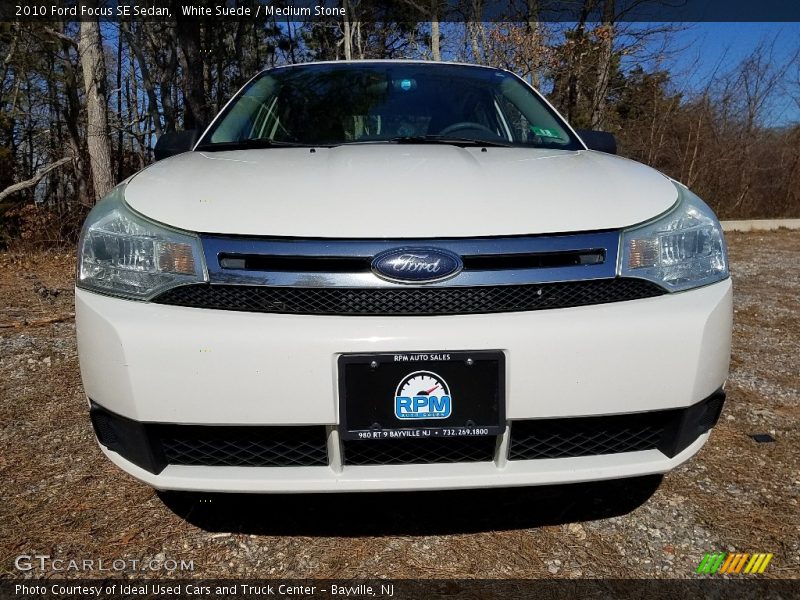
99 432 712 493
76 278 732 492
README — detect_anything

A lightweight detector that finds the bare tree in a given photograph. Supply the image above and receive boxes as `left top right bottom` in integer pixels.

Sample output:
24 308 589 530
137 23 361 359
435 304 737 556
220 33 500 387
78 16 114 201
399 0 441 60
589 0 615 128
727 41 793 213
175 14 208 128
342 0 353 60
121 22 163 137
2 15 800 248
0 155 72 202
430 0 441 61
526 0 542 87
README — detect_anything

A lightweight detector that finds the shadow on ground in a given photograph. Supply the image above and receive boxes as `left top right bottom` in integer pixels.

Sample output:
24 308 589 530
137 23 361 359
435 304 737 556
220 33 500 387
158 475 663 536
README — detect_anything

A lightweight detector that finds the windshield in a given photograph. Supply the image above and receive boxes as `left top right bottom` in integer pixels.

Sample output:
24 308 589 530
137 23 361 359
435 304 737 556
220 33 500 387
198 63 583 150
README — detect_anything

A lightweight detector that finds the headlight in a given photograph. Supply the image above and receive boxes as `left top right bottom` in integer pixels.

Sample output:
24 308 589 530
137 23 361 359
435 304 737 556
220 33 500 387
77 185 207 299
619 183 728 291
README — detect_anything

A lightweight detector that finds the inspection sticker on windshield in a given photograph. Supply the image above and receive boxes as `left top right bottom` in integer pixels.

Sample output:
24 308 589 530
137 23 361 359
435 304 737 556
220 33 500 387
530 126 561 138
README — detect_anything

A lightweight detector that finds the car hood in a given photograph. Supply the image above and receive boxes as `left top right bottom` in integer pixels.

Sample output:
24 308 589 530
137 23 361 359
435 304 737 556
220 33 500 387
124 145 678 238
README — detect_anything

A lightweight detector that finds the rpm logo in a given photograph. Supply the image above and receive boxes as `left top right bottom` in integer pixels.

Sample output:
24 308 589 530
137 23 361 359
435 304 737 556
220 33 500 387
394 371 452 419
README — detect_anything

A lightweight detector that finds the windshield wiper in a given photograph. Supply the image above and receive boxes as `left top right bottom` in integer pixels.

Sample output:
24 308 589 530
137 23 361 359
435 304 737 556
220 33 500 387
386 135 512 148
194 138 309 151
197 136 513 151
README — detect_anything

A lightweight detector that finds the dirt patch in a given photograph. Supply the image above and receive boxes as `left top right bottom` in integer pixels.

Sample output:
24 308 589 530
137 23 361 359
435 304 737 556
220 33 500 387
0 233 798 579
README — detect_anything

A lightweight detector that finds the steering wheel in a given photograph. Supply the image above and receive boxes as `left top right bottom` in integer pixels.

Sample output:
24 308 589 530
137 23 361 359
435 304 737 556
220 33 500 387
438 121 498 138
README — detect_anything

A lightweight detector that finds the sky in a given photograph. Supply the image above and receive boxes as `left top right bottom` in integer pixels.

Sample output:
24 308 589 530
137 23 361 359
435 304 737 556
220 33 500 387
643 22 800 126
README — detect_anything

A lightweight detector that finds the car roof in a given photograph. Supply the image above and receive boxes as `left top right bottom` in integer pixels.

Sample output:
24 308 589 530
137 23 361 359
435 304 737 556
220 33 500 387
258 60 511 77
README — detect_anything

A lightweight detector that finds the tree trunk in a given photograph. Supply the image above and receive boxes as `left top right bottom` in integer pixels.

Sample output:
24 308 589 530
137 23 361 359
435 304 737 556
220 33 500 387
175 15 208 128
1 22 19 97
123 22 163 137
565 1 591 123
430 0 441 61
342 0 353 60
527 0 541 87
356 21 364 59
58 29 90 204
285 19 297 64
590 0 615 129
468 22 481 64
116 24 123 180
79 17 114 201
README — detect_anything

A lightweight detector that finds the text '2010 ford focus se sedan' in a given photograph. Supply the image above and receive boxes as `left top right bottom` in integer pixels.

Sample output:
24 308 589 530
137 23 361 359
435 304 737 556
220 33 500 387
76 61 731 493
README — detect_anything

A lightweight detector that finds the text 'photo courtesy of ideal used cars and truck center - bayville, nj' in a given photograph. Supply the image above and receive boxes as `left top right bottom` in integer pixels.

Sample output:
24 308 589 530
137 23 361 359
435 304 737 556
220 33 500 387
76 60 732 493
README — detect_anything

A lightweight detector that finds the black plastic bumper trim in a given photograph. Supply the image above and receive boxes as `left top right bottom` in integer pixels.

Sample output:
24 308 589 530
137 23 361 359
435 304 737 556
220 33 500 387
90 402 167 474
89 388 724 475
508 388 726 461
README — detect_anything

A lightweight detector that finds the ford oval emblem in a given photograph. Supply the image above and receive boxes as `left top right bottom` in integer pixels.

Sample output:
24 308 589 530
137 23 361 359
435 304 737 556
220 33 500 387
371 248 463 284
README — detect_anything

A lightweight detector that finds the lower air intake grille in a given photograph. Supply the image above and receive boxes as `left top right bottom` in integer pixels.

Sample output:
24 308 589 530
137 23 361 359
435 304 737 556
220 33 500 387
89 390 724 474
152 278 665 316
342 436 497 466
509 414 665 460
160 425 328 467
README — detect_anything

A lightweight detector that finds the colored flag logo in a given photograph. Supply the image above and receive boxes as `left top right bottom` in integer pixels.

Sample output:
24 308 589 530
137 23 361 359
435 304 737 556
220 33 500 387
696 552 773 575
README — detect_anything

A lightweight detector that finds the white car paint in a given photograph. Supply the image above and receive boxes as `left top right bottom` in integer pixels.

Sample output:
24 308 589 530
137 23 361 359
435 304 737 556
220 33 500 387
76 281 731 426
124 146 678 238
77 61 732 493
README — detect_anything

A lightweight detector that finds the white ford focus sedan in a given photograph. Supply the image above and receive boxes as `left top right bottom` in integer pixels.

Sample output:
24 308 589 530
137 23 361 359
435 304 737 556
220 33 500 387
76 61 731 493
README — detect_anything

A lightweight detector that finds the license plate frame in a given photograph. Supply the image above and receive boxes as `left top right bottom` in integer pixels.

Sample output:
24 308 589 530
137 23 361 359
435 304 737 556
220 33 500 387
338 351 505 441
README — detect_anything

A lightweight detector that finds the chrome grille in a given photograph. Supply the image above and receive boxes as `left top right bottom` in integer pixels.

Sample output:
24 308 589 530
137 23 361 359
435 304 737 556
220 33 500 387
200 231 623 289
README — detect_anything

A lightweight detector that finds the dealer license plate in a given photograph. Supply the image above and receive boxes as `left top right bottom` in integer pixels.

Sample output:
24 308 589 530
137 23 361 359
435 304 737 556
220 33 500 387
338 351 505 441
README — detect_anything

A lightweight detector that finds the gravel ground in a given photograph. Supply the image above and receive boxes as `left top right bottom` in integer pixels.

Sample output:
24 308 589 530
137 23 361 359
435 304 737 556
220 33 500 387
0 231 798 580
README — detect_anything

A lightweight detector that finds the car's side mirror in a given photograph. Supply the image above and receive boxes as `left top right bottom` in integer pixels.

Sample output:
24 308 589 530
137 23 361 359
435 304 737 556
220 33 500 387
576 129 617 155
154 130 201 161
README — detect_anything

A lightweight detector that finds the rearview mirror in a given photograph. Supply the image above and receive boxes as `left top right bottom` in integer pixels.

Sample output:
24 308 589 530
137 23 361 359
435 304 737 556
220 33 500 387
154 130 201 161
576 129 617 155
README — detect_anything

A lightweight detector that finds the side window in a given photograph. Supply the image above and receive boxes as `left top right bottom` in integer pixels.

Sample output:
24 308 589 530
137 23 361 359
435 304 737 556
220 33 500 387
345 115 383 140
249 97 280 140
461 91 502 135
494 94 530 143
496 78 573 146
